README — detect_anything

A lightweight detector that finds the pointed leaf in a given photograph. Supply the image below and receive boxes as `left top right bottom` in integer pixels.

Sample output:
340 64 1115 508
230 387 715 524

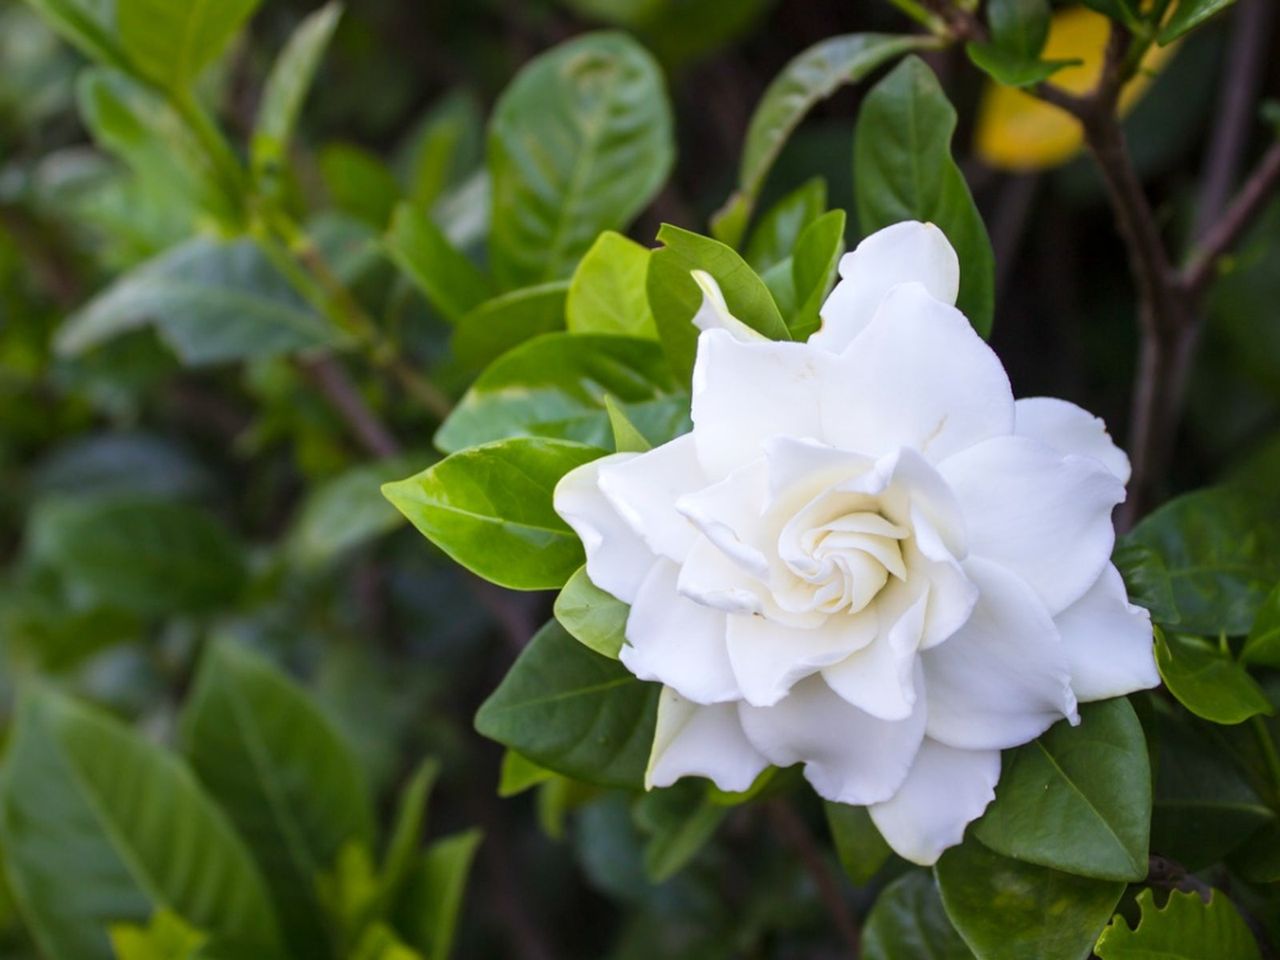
385 203 492 324
864 872 973 960
117 0 263 91
554 565 628 659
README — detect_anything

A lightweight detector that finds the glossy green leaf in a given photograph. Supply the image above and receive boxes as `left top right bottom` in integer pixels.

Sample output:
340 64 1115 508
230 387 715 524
488 31 673 288
436 333 682 453
854 56 995 337
554 565 628 659
635 782 726 883
56 237 346 364
1159 0 1237 44
863 872 974 960
383 438 602 590
965 0 1074 88
605 395 654 452
965 43 1075 88
394 830 482 960
0 687 281 960
385 203 492 324
713 33 937 246
117 0 262 91
825 802 891 886
1242 582 1280 668
789 208 845 339
1155 630 1272 725
21 0 130 71
27 496 245 617
974 699 1150 881
1122 485 1280 636
1095 888 1261 960
936 838 1124 960
451 281 568 370
475 620 659 788
744 177 826 274
498 750 554 798
108 910 207 960
647 223 789 381
1114 542 1179 629
181 643 375 957
566 231 657 339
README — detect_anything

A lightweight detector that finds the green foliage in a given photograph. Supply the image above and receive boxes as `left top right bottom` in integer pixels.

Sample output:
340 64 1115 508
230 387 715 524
825 802 891 886
1154 630 1273 725
1242 583 1280 668
966 0 1075 87
789 208 845 338
567 232 657 339
863 872 973 960
1159 0 1238 44
384 204 492 325
109 910 208 960
116 0 262 92
554 565 629 659
393 830 482 960
451 281 569 369
1095 889 1260 960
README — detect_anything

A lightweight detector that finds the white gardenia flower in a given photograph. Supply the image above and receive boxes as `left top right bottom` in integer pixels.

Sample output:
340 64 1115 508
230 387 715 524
554 221 1159 866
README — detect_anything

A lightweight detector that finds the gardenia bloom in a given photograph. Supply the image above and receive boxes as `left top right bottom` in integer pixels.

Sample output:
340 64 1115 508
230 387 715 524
553 221 1159 865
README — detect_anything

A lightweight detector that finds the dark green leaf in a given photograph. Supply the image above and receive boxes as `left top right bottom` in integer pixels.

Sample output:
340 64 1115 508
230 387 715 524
744 177 826 274
554 565 628 659
566 231 657 339
383 438 603 591
378 758 441 909
854 56 995 337
825 802 891 886
117 0 262 91
634 782 726 883
1159 0 1237 44
863 871 974 960
789 208 845 339
965 44 1075 88
1155 630 1272 725
475 620 659 788
451 281 569 370
1242 582 1280 668
319 144 402 229
394 830 482 960
965 0 1075 88
385 203 492 324
1095 888 1260 960
488 31 673 288
1114 542 1180 629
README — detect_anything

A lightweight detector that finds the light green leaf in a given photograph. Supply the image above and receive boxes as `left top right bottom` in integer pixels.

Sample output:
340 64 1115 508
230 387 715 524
790 208 845 339
1095 888 1260 960
1242 582 1280 668
744 177 826 274
566 232 657 339
635 782 726 883
825 802 891 886
488 31 673 288
554 565 628 659
117 0 262 91
935 838 1124 960
21 0 130 71
181 643 375 957
383 438 603 591
378 758 441 910
854 56 995 337
385 203 492 324
451 281 569 370
863 872 974 960
350 923 424 960
647 223 790 381
498 750 554 798
1155 630 1272 725
319 143 402 229
0 686 281 960
973 699 1150 881
436 333 682 454
475 620 659 788
109 910 207 960
394 830 483 960
1159 0 1237 44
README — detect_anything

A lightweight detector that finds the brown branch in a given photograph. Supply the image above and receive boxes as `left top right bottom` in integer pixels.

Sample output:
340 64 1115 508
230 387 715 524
299 355 401 459
767 800 861 958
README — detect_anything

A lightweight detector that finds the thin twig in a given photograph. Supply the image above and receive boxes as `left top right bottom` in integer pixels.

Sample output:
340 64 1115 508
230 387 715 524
767 800 861 958
298 355 401 459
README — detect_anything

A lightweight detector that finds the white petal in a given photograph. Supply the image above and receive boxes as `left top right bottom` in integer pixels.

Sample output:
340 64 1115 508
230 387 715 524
822 590 924 720
820 283 1014 461
621 559 739 704
1015 397 1131 484
868 739 1000 865
690 329 835 479
691 270 766 342
923 557 1077 751
738 671 926 805
811 221 960 353
1056 564 1159 702
647 687 769 792
907 510 979 649
676 459 770 576
598 433 706 563
726 608 877 707
939 434 1124 615
554 454 655 604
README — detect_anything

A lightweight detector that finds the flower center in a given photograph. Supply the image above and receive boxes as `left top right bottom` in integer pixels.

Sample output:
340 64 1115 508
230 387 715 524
782 510 908 615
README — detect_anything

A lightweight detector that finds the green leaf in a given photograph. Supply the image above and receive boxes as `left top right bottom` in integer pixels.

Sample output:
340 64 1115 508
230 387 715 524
1155 630 1272 725
554 565 629 659
109 910 207 960
605 395 655 452
181 643 375 957
451 281 568 371
21 0 131 71
436 333 682 454
1122 485 1280 636
965 0 1075 88
935 838 1124 960
488 31 673 289
319 144 402 229
350 923 424 960
475 620 659 789
378 758 440 910
117 0 262 91
55 237 346 365
647 223 790 381
0 686 281 960
825 802 891 886
251 2 343 193
27 496 246 617
398 91 483 211
854 56 995 337
566 232 657 339
1159 0 1237 44
973 699 1150 881
383 438 602 591
385 203 492 324
1095 888 1261 960
1114 542 1180 629
863 872 974 960
1242 582 1280 668
498 750 554 798
713 33 937 246
744 177 826 275
965 44 1075 88
789 208 845 339
393 830 483 960
635 782 726 883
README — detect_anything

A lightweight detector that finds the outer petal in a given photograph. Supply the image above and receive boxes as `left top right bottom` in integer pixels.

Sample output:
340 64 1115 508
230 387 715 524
1015 396 1131 484
622 559 740 704
868 739 1000 865
821 591 924 721
676 459 771 576
647 687 769 792
923 557 1077 751
554 453 655 604
738 671 926 805
938 434 1124 615
820 283 1014 461
1056 564 1159 702
690 329 835 479
598 433 706 563
726 608 877 707
811 221 960 353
